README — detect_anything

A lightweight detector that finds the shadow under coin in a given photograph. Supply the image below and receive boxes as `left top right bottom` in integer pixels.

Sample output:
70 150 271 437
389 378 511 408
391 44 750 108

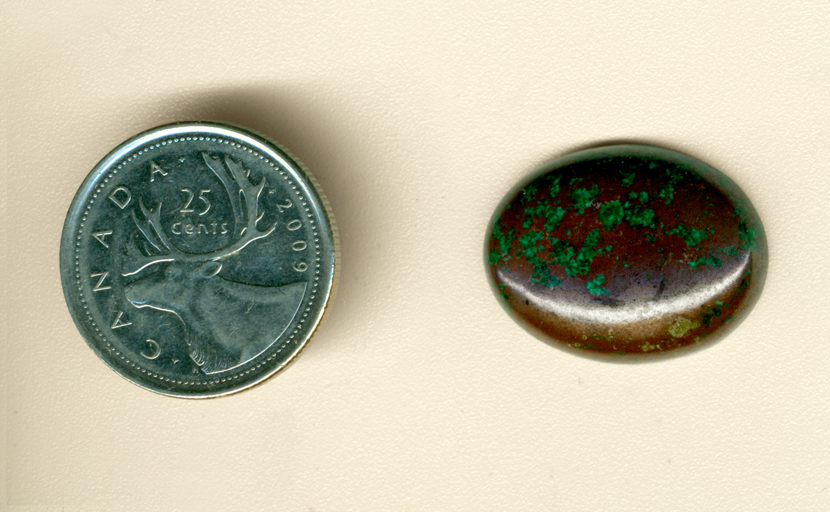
134 84 381 358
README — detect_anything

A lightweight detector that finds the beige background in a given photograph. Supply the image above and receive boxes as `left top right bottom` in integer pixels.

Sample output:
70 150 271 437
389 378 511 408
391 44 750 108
2 1 829 510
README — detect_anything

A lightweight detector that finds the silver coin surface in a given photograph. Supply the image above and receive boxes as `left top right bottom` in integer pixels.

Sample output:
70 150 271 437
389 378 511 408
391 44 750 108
61 122 338 397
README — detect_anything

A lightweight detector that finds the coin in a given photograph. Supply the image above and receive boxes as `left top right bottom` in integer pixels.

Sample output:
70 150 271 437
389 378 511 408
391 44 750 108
61 122 338 397
486 145 766 359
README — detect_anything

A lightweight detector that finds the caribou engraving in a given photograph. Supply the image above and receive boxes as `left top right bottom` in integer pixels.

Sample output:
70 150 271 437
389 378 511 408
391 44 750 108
122 153 306 374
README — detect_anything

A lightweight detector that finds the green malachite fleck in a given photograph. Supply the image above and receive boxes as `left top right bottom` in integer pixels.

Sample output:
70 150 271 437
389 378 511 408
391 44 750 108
570 184 600 214
689 255 722 269
586 274 610 295
598 200 624 230
485 144 767 360
658 184 675 205
665 223 712 247
624 202 656 228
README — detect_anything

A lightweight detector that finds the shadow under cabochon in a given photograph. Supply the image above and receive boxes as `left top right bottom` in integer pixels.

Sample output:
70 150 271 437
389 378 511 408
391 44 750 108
486 145 767 360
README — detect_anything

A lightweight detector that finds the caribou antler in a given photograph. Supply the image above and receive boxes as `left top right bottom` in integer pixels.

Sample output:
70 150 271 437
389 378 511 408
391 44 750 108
133 198 172 255
123 154 277 276
123 199 179 276
201 153 277 260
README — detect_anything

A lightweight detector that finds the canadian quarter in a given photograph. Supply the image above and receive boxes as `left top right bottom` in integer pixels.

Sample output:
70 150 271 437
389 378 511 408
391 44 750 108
60 122 338 398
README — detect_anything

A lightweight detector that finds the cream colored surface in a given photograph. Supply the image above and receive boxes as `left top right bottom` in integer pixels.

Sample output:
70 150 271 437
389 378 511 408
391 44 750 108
2 1 829 510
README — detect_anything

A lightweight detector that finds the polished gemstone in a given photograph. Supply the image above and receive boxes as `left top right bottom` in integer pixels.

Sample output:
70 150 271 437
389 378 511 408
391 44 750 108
485 145 767 359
